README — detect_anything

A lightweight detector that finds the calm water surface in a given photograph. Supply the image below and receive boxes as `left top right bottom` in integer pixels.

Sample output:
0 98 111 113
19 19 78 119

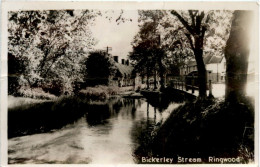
8 97 180 164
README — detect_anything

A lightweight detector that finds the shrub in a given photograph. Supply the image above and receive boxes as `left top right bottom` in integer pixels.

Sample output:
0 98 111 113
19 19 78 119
79 85 119 100
18 87 57 100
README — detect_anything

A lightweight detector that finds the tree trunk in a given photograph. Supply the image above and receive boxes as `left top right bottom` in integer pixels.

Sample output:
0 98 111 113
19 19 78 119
158 61 165 91
146 66 150 89
225 11 252 102
171 10 208 98
154 69 157 90
159 73 165 91
194 39 207 98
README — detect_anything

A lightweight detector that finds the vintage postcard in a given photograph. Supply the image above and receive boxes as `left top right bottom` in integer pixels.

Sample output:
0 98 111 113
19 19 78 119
1 1 259 166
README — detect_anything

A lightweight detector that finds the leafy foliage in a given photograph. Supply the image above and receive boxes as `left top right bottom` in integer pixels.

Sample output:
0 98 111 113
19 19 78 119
169 10 233 97
8 10 99 95
130 10 233 95
129 11 168 89
85 51 116 86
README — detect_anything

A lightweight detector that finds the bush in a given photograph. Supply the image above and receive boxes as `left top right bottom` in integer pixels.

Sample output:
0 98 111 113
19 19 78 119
79 85 119 100
42 80 64 96
18 87 57 100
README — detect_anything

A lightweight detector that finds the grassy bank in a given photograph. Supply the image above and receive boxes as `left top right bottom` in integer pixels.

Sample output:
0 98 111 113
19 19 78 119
134 97 254 164
79 86 119 100
78 85 135 100
8 85 135 138
17 87 57 100
8 96 90 138
8 94 132 139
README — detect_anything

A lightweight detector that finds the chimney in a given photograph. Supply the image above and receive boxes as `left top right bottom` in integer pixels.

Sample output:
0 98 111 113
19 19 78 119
113 56 118 63
126 59 129 66
121 59 125 65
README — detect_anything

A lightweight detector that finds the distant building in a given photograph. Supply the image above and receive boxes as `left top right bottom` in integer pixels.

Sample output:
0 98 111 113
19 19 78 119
180 52 226 83
110 56 138 87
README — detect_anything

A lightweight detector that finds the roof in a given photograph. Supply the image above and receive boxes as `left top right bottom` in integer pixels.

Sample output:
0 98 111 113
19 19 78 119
203 53 213 64
208 55 223 64
114 62 133 76
185 53 224 67
204 52 223 64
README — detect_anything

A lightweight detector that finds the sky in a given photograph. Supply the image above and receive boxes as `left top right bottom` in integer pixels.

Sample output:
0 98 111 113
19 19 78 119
89 10 139 60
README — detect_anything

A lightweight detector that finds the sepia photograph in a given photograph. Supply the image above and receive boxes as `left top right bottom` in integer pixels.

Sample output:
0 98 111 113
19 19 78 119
1 1 259 166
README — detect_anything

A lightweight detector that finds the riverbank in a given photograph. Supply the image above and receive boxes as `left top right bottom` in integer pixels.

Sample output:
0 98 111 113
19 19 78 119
8 85 141 138
79 85 136 100
134 96 254 164
8 96 89 138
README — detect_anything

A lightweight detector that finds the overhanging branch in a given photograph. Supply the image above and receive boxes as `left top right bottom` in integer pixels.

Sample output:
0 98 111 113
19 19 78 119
171 10 194 35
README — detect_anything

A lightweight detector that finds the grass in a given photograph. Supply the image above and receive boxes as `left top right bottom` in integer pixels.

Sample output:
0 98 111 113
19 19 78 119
8 95 50 109
18 87 57 100
78 85 119 100
8 96 89 138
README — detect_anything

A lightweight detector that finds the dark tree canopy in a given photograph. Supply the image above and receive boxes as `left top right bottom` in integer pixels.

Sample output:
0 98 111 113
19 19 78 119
85 51 115 86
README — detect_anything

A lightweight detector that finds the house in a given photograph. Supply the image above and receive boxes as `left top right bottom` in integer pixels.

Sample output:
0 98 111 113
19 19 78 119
180 52 226 83
110 56 137 87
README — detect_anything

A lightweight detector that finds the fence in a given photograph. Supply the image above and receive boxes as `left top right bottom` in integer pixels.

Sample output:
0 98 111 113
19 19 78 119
169 76 213 96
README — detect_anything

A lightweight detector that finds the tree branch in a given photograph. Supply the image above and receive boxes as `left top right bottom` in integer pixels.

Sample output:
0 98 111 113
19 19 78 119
171 10 194 34
195 11 204 34
205 13 210 23
200 11 205 21
188 10 196 27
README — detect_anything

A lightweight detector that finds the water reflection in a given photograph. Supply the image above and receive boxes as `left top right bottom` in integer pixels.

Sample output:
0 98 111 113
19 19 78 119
8 97 181 164
86 104 111 126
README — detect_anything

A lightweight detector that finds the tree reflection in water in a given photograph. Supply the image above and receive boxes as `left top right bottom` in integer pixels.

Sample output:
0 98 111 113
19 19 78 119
8 96 181 164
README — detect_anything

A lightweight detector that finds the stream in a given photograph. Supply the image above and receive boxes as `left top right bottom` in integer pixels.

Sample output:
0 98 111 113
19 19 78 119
8 97 181 164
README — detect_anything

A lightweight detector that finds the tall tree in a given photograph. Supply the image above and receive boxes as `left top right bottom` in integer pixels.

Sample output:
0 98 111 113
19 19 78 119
129 39 154 89
130 11 167 90
171 10 210 98
225 10 252 102
85 51 116 86
8 10 98 95
170 10 232 98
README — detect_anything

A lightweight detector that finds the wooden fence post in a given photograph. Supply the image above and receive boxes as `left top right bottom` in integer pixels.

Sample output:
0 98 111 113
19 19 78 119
209 80 213 97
